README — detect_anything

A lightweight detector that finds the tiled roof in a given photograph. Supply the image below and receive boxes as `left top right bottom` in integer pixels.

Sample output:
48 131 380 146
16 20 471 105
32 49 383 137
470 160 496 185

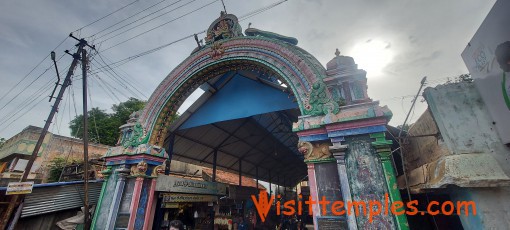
202 167 265 190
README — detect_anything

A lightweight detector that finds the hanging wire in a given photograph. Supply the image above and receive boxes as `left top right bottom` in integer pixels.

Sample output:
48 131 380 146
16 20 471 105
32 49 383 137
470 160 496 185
93 52 147 99
0 52 67 114
93 0 190 41
88 0 168 39
58 85 82 182
0 83 55 133
87 74 102 144
0 37 68 105
100 0 218 51
89 73 123 104
73 0 140 33
90 0 290 73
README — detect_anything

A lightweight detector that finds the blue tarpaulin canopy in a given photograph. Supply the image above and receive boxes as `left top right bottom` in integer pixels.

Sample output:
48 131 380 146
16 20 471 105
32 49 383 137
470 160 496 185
167 70 306 187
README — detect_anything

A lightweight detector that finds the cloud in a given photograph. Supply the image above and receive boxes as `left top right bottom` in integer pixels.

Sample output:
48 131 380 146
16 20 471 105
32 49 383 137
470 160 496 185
0 0 498 138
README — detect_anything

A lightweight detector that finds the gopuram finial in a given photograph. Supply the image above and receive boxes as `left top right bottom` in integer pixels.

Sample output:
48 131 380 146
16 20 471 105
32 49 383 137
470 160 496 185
335 48 341 57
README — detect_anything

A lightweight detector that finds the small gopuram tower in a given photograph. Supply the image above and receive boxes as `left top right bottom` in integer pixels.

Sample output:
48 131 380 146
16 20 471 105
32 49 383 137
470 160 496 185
92 111 167 229
294 50 409 230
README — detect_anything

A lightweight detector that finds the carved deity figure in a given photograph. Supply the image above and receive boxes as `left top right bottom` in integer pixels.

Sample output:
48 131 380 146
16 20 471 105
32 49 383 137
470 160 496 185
298 141 332 161
151 161 167 177
122 122 149 148
131 160 148 176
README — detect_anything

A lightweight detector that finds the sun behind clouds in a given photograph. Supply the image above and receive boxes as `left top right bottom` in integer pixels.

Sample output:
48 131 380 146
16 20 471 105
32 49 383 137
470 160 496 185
350 39 394 77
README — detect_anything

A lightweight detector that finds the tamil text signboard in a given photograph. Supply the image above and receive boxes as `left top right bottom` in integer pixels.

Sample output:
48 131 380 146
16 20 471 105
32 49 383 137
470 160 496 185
155 175 227 195
162 193 218 203
461 0 510 144
6 181 34 195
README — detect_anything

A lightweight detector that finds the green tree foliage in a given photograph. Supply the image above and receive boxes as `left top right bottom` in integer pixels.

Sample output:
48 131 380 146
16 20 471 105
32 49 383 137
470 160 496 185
445 73 474 84
69 98 146 146
47 157 67 183
111 97 146 124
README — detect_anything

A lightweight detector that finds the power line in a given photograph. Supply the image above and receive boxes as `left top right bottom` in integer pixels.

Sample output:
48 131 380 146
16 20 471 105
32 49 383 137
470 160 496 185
93 0 189 41
89 60 137 100
54 84 71 135
100 0 219 51
91 0 289 72
0 78 55 127
88 0 169 39
0 51 68 114
92 33 197 74
92 67 131 100
99 53 149 96
89 74 122 104
87 77 101 144
0 79 55 123
0 95 50 134
73 0 140 33
238 0 288 21
0 0 137 117
0 37 68 105
94 52 148 99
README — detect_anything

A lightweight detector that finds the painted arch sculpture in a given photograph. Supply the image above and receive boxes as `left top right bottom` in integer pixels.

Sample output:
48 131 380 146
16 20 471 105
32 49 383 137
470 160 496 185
139 30 338 147
96 13 409 230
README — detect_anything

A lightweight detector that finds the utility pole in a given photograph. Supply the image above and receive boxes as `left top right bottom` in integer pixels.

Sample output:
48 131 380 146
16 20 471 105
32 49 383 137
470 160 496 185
69 33 95 230
0 34 94 230
397 76 427 203
82 47 91 230
0 36 87 230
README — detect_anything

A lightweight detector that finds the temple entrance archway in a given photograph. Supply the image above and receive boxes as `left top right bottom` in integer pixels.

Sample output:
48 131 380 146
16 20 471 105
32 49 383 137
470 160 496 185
94 12 408 230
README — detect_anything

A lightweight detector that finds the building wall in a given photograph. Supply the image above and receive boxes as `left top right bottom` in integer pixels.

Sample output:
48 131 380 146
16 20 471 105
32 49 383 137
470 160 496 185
402 82 510 229
37 134 109 182
424 82 510 176
0 127 52 166
450 187 510 230
0 126 110 183
405 109 450 171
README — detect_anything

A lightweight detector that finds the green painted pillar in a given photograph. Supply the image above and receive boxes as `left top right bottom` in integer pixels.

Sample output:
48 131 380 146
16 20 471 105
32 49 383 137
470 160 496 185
370 133 409 230
91 167 112 230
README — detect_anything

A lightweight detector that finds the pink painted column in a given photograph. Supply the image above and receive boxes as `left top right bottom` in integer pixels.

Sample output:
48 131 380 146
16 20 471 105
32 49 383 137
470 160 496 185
127 177 144 229
307 163 320 230
143 178 158 230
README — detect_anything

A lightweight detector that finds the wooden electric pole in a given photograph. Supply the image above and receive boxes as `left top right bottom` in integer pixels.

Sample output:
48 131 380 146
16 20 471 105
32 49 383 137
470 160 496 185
70 33 95 230
0 36 89 230
82 47 91 230
0 34 95 230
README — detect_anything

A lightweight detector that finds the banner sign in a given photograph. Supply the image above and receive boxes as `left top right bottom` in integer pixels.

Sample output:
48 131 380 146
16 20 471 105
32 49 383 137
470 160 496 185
162 193 218 203
6 181 34 195
155 175 227 195
461 0 510 144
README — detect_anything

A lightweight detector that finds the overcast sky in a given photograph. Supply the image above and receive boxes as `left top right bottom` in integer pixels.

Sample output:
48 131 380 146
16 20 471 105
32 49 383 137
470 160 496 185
0 0 496 139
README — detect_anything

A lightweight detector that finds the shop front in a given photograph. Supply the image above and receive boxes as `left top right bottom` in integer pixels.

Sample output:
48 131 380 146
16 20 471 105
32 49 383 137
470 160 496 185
215 185 262 230
154 175 227 230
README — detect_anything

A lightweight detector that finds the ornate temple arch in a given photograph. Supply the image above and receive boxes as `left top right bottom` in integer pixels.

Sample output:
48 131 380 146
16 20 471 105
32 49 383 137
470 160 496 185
96 12 410 230
138 13 339 147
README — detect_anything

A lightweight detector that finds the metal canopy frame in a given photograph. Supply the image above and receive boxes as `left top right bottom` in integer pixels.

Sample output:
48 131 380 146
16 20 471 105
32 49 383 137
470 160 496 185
165 71 307 187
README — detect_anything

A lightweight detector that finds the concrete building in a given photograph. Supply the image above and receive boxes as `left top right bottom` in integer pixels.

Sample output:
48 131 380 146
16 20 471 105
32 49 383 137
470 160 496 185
399 81 510 229
0 126 110 185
